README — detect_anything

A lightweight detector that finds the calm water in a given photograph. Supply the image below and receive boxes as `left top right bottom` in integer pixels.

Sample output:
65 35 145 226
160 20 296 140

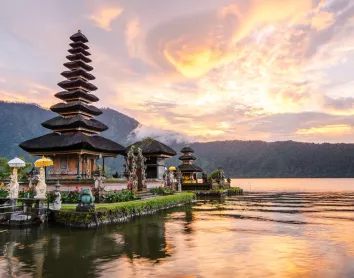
233 178 354 192
1 178 354 278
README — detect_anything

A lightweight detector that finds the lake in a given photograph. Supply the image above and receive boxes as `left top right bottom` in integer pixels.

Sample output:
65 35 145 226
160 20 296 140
1 178 354 277
233 178 354 192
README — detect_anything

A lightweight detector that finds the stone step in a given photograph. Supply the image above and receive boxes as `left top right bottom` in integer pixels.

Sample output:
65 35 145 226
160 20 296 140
136 191 153 196
136 192 154 200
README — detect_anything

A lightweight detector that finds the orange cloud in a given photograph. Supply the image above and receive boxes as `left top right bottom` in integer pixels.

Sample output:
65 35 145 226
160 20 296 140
160 0 314 80
225 0 313 44
311 11 335 31
89 7 123 31
296 124 353 135
0 82 56 108
164 44 226 78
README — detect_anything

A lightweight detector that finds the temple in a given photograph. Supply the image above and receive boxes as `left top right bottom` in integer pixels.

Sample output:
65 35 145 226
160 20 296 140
20 31 125 179
177 146 203 183
126 138 176 180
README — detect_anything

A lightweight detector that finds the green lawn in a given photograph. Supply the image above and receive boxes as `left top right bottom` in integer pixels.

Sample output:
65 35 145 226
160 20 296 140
60 192 196 211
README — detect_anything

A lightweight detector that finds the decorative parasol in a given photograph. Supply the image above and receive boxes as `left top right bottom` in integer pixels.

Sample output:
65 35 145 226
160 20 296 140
8 157 26 168
168 166 176 171
34 156 53 168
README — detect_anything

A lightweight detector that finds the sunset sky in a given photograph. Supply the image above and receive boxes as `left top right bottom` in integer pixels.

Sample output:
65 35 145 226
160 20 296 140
1 0 354 143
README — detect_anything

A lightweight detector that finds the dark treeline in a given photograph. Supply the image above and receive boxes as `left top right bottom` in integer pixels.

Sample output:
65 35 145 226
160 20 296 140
168 141 354 178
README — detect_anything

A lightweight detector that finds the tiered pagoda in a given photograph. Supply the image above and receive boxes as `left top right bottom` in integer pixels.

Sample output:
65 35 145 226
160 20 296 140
177 146 203 183
20 30 125 179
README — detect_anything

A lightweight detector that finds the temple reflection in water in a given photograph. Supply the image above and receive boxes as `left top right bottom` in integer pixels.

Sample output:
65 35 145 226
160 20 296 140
0 207 194 278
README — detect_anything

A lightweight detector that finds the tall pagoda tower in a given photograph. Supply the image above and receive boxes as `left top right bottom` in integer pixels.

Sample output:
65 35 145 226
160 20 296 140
20 30 125 179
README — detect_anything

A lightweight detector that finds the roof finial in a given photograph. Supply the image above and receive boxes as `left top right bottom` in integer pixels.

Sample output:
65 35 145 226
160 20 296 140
78 29 81 33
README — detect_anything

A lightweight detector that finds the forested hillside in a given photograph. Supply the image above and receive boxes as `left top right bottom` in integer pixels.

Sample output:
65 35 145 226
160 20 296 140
168 141 354 178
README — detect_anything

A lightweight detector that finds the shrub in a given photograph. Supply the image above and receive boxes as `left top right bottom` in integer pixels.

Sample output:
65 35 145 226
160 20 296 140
0 188 8 198
45 188 136 204
102 190 137 203
61 191 80 204
19 188 35 198
226 187 243 195
46 191 56 203
208 169 223 181
150 186 174 195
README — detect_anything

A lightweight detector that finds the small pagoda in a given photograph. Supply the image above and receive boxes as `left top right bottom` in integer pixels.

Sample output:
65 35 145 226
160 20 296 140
177 146 203 183
20 30 126 179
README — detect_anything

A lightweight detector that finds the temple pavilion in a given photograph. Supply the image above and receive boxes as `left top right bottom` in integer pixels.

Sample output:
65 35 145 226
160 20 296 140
126 138 176 180
177 146 203 183
20 30 125 179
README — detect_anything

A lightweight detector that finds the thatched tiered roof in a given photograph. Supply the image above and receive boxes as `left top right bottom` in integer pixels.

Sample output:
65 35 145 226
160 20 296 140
126 138 176 157
20 132 125 155
178 146 203 173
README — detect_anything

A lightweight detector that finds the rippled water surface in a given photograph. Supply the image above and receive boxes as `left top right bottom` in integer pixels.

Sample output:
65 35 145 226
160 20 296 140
1 179 354 277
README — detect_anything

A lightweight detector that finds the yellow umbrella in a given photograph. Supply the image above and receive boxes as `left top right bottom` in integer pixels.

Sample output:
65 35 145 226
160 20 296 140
169 166 176 171
34 156 53 168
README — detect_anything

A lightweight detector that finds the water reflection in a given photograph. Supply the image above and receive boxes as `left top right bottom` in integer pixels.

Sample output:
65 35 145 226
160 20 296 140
1 190 354 277
0 210 180 278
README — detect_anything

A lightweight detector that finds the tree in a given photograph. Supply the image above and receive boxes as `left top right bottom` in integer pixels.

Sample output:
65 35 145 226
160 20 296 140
0 158 11 179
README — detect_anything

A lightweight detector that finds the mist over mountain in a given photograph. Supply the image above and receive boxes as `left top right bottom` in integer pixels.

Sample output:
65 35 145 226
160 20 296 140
1 101 354 178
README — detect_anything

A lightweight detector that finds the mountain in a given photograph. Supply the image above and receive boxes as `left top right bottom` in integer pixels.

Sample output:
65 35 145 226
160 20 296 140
1 101 354 178
168 141 354 178
0 101 139 160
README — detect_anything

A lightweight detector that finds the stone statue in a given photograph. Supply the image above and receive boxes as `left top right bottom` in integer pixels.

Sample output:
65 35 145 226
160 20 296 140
27 167 36 189
53 181 61 210
76 188 95 211
126 146 138 191
176 169 182 192
8 168 19 199
94 178 99 189
163 173 167 187
80 188 95 204
93 175 105 202
94 175 105 189
202 171 208 183
220 170 225 186
168 170 175 189
136 147 147 190
34 167 47 199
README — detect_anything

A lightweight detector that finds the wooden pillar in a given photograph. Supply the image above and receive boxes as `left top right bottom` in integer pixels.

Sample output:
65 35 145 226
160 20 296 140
77 154 81 178
102 157 105 176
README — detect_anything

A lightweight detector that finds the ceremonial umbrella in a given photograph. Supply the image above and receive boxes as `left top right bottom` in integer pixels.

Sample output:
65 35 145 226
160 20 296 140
8 157 26 168
168 166 176 171
34 156 53 168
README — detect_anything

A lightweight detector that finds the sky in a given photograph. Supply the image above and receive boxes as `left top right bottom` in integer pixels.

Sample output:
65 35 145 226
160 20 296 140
1 0 354 143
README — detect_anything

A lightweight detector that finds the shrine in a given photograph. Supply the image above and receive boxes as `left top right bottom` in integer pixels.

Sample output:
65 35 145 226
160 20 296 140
126 138 176 180
177 146 203 183
19 31 125 179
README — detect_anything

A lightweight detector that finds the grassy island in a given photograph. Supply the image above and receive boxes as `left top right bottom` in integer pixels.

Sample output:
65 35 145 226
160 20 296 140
192 187 243 197
54 192 196 228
